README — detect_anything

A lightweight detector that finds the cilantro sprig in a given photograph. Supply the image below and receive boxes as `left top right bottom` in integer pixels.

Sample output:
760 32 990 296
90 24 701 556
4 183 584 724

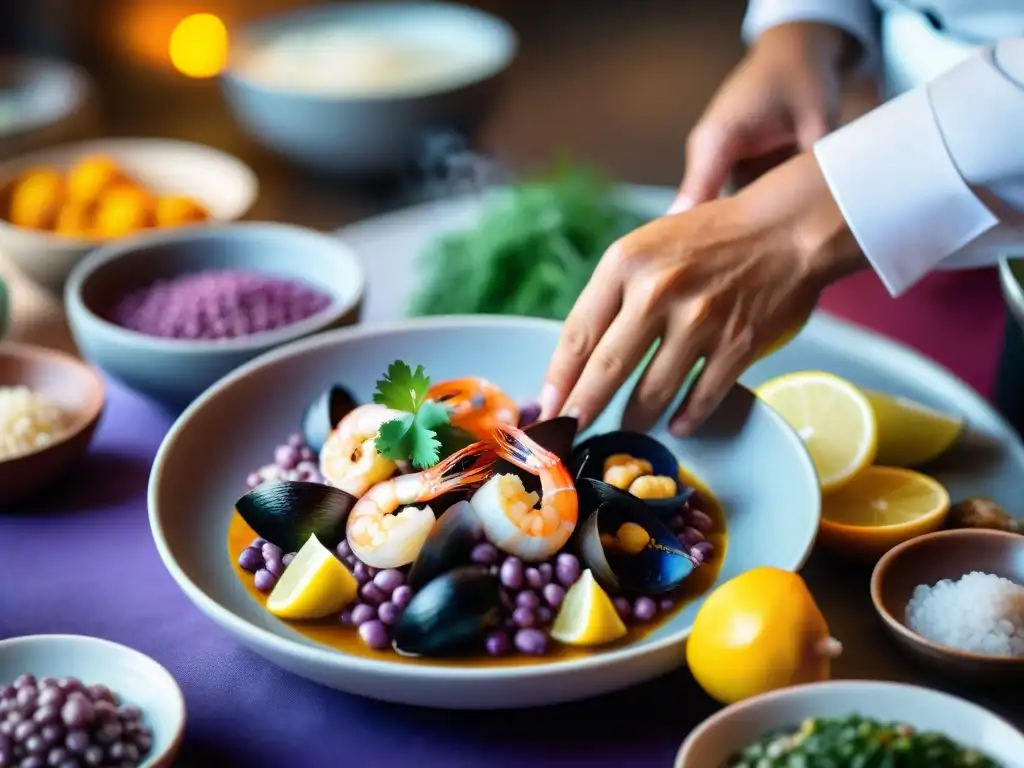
372 360 454 470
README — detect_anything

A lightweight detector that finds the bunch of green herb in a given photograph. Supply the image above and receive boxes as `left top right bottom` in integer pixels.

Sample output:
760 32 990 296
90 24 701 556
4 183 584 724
409 165 648 320
371 360 472 469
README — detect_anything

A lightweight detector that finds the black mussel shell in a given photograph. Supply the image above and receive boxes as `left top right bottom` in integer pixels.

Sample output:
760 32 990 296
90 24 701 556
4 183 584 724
493 416 579 495
235 480 357 553
406 500 484 591
578 496 698 596
569 430 693 518
392 566 502 657
301 385 359 454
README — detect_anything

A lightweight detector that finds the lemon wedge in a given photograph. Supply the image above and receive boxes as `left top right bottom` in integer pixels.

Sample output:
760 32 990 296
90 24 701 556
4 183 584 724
550 569 628 646
755 371 877 494
266 534 358 620
818 466 951 559
864 390 964 467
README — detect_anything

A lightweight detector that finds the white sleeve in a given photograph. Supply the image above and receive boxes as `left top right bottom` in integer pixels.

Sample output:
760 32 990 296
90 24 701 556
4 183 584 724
742 0 879 72
812 38 1024 296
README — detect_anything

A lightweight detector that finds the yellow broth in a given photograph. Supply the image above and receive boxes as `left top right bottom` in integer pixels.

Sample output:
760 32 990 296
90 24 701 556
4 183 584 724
227 468 727 666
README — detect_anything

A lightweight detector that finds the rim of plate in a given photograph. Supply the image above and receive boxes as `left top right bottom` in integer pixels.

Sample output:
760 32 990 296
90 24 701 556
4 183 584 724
149 315 819 681
674 679 1024 768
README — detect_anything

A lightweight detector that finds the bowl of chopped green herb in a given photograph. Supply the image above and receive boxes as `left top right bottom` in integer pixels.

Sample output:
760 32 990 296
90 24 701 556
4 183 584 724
675 680 1024 768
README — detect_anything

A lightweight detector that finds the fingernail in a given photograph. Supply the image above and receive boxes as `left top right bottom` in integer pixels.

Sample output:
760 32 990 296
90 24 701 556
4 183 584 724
562 405 581 420
669 418 690 438
538 384 559 419
667 195 693 215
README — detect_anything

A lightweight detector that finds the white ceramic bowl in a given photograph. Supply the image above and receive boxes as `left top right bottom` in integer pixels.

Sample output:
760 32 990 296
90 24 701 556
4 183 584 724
675 680 1024 767
149 316 821 709
0 138 258 294
0 634 186 767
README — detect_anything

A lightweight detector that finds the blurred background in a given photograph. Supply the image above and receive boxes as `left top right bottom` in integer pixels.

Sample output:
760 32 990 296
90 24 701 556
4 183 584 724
0 0 759 224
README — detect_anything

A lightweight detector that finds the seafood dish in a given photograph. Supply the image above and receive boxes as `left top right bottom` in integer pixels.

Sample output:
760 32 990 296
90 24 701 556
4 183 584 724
228 359 725 660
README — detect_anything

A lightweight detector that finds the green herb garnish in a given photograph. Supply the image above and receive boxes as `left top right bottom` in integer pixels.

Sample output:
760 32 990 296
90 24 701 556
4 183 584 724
372 360 452 470
409 164 648 320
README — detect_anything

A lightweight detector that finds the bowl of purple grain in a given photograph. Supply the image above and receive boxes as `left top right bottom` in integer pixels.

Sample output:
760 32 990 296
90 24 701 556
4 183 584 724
64 222 365 410
0 634 185 768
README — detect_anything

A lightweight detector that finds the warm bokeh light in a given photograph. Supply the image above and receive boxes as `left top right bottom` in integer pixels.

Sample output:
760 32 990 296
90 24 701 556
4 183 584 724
169 13 229 78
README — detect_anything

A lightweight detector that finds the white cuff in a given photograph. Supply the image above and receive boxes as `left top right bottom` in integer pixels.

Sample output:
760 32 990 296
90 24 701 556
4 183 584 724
813 86 998 296
742 0 879 73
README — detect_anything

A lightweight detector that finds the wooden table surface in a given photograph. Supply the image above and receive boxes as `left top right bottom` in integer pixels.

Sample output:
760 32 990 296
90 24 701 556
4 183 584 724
5 0 1019 734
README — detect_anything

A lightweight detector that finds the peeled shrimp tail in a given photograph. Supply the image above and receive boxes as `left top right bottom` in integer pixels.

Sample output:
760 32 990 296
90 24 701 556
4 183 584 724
490 423 549 472
429 441 498 494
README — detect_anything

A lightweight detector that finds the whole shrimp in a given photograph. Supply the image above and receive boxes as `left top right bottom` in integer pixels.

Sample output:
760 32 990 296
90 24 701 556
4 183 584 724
427 377 519 441
470 423 578 562
345 441 497 569
319 404 402 496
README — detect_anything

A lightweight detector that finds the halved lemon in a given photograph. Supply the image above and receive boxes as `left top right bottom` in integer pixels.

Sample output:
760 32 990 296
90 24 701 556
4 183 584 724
266 534 358 620
818 466 950 560
755 371 877 493
550 569 627 646
864 390 964 467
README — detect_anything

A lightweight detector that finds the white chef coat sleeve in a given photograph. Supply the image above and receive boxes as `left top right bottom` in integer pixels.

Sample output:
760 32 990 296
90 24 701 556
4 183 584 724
812 38 1024 296
741 0 879 71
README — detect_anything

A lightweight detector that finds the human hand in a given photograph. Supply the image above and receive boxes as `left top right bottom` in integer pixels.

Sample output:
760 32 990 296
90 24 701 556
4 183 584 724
539 153 866 435
670 22 849 213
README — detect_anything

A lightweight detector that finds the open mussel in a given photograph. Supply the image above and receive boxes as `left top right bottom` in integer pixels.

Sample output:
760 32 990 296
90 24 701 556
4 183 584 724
406 500 485 591
301 384 359 454
577 488 698 596
493 415 578 495
392 565 502 657
570 430 693 518
235 480 357 553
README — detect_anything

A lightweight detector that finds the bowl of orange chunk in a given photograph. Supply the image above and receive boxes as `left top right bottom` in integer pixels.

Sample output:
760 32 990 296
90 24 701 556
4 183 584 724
0 138 258 294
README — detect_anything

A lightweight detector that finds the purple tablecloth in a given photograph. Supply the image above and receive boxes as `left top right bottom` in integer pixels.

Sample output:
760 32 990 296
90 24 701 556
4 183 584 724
1 375 718 767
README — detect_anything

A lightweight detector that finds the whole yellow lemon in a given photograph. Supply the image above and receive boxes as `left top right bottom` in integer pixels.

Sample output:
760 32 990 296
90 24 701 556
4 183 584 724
686 566 842 705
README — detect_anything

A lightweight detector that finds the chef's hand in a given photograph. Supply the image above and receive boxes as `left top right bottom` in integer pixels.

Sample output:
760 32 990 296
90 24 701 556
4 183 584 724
539 152 866 435
670 22 849 213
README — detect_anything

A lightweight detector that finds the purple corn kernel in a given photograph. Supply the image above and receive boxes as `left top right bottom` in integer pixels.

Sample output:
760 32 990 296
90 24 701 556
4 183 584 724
511 607 537 628
350 604 377 627
612 597 631 621
687 509 714 533
542 583 565 610
515 591 540 610
391 585 413 610
514 629 549 655
690 540 714 564
237 547 263 573
632 597 657 623
499 558 524 590
485 632 511 656
470 543 499 565
253 569 277 592
358 620 391 650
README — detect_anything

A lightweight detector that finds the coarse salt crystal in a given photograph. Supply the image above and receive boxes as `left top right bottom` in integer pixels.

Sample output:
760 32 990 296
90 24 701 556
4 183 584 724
906 571 1024 657
0 386 66 461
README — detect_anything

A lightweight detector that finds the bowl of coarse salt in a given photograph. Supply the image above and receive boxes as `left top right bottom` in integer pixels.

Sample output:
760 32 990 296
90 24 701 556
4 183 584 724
871 527 1024 683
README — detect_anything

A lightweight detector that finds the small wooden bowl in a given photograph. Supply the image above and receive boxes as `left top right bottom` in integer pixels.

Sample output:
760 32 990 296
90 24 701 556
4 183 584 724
871 528 1024 683
0 342 104 508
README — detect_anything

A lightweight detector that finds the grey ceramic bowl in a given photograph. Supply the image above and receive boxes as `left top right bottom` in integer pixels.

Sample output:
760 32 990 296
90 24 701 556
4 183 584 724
0 634 186 767
220 2 517 177
64 222 365 410
148 316 821 709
